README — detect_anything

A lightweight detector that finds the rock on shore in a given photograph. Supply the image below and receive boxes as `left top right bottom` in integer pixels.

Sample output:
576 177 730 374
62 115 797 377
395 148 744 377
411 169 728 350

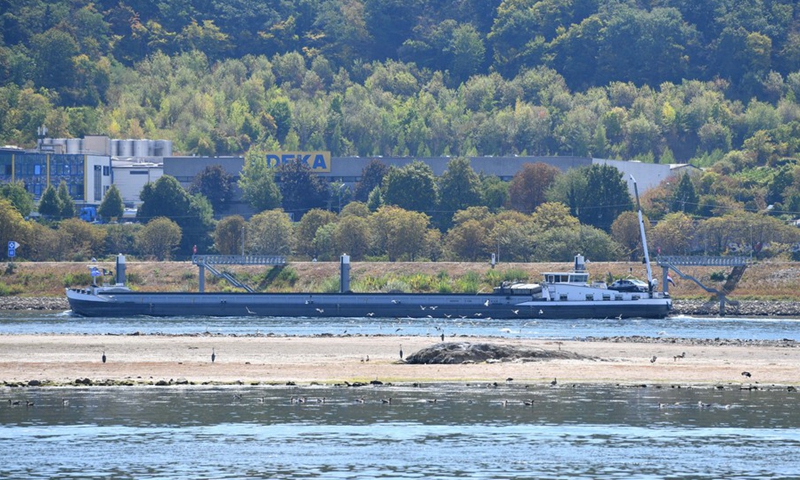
0 296 69 311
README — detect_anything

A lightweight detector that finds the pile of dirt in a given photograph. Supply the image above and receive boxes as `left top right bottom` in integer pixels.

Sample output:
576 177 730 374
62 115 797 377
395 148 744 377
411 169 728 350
405 342 596 364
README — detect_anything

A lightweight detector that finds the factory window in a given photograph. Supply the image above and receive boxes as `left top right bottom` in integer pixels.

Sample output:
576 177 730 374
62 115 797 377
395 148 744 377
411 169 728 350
129 170 149 175
103 166 110 175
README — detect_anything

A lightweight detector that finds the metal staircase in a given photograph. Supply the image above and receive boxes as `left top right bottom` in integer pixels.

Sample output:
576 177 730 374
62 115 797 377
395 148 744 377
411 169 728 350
656 255 750 315
191 255 287 292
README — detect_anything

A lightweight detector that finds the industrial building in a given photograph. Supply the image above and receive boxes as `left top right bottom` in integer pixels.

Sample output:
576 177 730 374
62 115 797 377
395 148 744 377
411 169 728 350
3 136 690 218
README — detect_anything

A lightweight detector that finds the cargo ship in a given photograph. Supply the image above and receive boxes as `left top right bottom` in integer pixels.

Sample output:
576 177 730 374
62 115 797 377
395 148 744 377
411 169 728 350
67 178 670 319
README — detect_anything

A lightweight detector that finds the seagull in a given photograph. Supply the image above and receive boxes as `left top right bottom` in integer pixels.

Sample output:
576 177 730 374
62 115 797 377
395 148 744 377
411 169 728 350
512 309 519 315
102 351 106 363
420 305 427 310
539 309 544 315
484 300 490 307
211 348 216 363
650 356 657 363
742 371 752 378
316 308 324 313
430 306 437 310
367 312 374 317
523 399 534 406
391 299 399 304
444 314 451 318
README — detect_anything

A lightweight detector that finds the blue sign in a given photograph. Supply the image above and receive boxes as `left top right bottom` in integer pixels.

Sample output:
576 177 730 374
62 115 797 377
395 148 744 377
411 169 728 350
7 240 19 258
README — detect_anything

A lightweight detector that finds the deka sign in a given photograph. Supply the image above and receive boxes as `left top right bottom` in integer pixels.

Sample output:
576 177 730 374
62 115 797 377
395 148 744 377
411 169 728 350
265 152 331 172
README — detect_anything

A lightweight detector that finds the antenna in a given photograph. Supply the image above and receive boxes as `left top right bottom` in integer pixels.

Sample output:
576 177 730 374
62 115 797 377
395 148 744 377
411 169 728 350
630 175 653 286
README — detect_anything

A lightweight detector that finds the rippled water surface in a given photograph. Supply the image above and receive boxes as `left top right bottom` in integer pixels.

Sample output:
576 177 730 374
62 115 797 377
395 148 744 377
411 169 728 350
1 310 799 341
2 312 799 478
2 385 800 479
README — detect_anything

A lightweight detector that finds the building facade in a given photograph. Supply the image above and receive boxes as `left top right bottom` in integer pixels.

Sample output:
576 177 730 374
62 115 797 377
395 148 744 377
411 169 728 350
0 148 112 204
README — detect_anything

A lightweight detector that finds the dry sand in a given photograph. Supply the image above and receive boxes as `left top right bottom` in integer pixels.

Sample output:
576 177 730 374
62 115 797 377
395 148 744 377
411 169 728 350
1 334 798 387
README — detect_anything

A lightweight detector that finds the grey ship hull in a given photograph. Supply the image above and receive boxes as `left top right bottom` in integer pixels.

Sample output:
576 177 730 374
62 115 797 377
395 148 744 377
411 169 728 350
66 289 671 319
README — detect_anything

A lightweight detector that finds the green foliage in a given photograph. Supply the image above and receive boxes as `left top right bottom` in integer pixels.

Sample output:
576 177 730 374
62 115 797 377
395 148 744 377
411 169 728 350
37 185 61 218
383 161 438 213
189 164 234 213
437 157 483 228
214 215 246 255
278 159 329 218
136 217 182 260
56 181 75 219
0 181 34 217
239 150 282 213
98 185 124 220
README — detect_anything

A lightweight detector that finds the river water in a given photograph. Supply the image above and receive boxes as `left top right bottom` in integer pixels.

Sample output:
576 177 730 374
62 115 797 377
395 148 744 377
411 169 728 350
1 311 799 479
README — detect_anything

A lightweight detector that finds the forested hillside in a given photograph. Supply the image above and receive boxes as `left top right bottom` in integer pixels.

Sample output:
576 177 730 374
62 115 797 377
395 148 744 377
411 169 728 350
0 0 798 166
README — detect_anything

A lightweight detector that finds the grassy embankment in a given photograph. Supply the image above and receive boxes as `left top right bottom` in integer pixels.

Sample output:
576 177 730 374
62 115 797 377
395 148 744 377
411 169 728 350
1 258 798 301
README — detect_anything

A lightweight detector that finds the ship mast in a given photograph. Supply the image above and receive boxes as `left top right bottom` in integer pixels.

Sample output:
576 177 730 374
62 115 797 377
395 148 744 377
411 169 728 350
630 175 653 287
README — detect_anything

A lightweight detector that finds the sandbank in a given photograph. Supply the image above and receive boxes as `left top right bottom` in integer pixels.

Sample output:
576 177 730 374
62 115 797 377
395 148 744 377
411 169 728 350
1 334 798 387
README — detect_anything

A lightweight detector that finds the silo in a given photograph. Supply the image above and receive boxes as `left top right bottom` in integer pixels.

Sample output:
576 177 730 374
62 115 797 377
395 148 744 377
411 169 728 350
119 139 133 157
111 139 120 156
51 138 67 153
66 138 82 154
133 139 149 158
154 140 172 157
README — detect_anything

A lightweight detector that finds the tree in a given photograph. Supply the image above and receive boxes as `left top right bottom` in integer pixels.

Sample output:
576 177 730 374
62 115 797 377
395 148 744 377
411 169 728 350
529 202 580 232
611 211 651 260
333 215 371 260
548 164 632 232
480 175 509 212
189 164 234 213
98 185 124 220
367 186 384 212
437 157 483 228
59 218 106 260
137 217 182 260
214 215 246 255
532 225 622 262
138 176 214 256
238 153 282 213
383 161 438 213
278 159 329 218
670 173 698 214
508 162 561 213
0 181 33 217
369 206 431 261
247 209 293 255
0 198 33 259
37 185 61 219
354 160 390 202
56 181 75 219
445 219 489 261
651 212 695 255
295 209 337 258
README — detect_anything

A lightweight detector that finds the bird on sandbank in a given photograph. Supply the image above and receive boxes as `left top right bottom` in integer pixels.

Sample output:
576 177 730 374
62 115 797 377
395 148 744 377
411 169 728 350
550 378 558 386
741 371 752 378
650 355 657 363
102 351 106 364
399 344 404 361
211 348 216 363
